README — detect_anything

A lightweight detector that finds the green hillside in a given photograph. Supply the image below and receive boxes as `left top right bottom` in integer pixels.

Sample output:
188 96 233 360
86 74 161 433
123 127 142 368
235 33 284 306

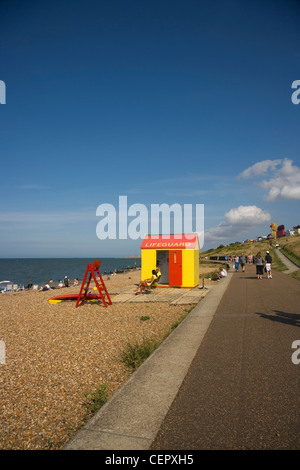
201 238 273 258
278 234 300 266
200 234 300 278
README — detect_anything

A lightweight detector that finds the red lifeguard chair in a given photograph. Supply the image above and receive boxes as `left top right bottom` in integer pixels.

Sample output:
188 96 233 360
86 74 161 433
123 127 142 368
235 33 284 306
76 260 112 308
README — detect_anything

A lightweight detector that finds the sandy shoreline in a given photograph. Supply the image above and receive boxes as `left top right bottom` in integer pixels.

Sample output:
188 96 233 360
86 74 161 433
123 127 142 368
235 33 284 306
0 264 223 450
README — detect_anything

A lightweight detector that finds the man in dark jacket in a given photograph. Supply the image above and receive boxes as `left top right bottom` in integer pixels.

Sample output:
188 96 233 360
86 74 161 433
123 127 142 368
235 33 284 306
265 251 272 279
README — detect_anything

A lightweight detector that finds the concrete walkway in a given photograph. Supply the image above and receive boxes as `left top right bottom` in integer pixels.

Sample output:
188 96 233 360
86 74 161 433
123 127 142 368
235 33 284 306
64 271 233 450
276 248 299 274
151 264 300 450
109 283 210 305
65 261 300 450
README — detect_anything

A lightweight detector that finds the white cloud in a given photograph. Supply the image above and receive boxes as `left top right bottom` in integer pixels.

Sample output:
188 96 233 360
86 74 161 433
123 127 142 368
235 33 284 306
239 158 300 201
224 205 271 225
238 159 282 179
205 205 271 242
260 159 300 201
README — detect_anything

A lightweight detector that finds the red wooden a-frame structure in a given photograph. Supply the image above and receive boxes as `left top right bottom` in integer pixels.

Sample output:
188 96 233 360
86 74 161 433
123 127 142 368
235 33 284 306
76 260 112 308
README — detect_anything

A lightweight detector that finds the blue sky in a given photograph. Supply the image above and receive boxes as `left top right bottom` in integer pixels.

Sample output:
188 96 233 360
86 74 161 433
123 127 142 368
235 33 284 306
0 0 299 257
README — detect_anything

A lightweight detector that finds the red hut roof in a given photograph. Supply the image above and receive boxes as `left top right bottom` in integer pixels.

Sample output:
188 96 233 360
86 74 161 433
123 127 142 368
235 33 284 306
140 234 199 250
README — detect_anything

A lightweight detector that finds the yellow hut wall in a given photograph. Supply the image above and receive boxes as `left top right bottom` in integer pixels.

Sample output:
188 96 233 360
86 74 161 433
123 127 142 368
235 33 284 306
141 248 199 288
182 249 199 287
141 249 156 281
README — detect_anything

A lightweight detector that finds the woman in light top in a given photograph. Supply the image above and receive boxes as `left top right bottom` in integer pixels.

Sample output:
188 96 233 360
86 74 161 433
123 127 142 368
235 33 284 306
255 252 264 280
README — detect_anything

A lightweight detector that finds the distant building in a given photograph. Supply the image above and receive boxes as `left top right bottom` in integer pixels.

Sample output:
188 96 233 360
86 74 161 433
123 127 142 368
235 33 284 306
293 225 300 234
276 225 285 238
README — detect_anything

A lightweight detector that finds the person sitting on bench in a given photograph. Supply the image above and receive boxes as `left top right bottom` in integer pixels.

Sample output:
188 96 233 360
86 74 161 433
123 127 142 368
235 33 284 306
136 270 158 294
155 267 161 283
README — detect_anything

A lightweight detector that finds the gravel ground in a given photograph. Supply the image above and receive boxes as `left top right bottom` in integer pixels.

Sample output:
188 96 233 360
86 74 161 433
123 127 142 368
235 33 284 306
0 270 194 450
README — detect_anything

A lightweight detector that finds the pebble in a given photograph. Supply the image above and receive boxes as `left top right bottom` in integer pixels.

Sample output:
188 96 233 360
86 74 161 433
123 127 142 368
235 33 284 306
0 270 190 449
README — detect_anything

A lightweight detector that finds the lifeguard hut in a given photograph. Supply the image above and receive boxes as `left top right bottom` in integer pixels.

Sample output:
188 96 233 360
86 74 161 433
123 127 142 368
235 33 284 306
140 234 199 288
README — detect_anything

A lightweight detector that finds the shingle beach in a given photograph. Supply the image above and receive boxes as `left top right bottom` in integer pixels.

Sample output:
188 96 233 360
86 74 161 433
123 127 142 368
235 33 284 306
0 268 213 450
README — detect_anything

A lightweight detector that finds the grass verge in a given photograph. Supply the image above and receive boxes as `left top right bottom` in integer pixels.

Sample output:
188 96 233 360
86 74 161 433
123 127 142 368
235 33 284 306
281 246 300 267
289 270 300 281
84 384 108 415
121 336 159 370
270 248 288 272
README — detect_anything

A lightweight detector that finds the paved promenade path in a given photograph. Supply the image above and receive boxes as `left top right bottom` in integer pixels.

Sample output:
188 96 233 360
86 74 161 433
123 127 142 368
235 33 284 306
276 248 299 274
151 264 300 450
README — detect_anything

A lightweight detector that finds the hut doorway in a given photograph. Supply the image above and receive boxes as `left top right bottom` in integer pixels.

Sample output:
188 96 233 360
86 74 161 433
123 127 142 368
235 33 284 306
156 250 169 284
156 250 183 286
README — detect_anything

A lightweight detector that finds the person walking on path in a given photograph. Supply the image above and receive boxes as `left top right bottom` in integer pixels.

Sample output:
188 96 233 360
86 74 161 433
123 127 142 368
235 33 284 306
255 252 264 279
265 250 272 279
234 255 239 272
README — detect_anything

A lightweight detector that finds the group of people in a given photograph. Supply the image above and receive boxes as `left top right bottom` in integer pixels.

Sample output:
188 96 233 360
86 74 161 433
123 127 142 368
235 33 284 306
225 255 254 263
136 266 162 294
254 251 272 280
233 254 247 272
38 276 79 291
233 251 272 279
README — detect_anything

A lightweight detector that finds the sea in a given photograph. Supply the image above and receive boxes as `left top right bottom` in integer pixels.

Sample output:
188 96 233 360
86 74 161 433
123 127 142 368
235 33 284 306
0 258 141 287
